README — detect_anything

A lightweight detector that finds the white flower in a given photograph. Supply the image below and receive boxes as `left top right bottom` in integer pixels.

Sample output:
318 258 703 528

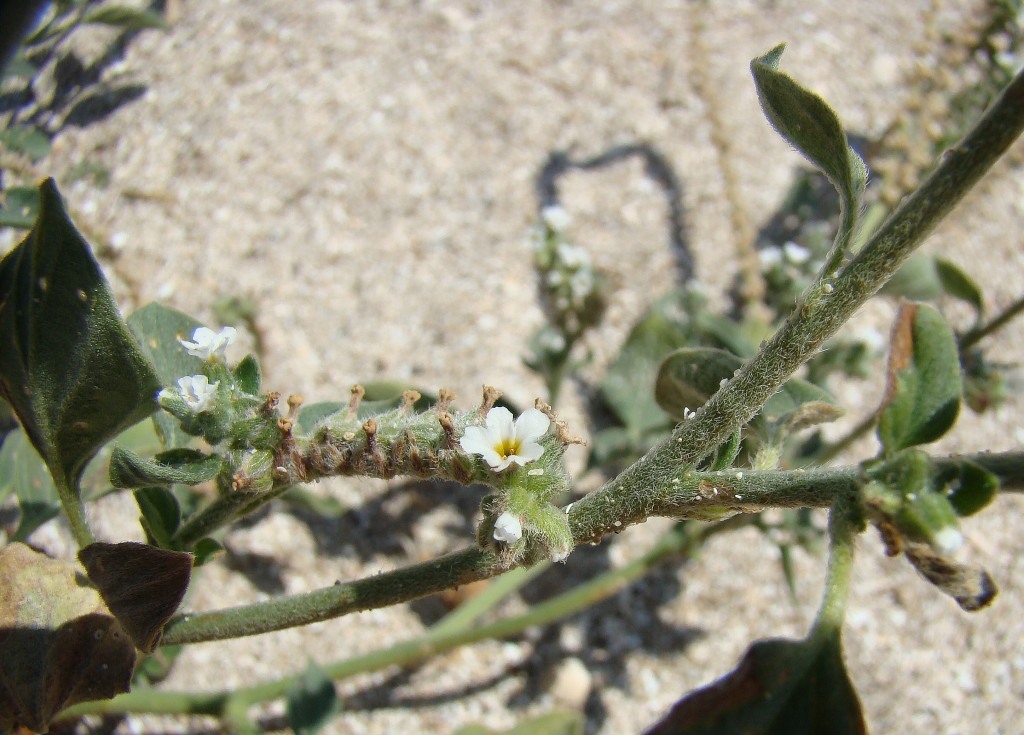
758 246 783 268
569 268 594 300
179 326 237 361
493 512 523 543
541 205 572 231
170 374 219 412
460 406 550 472
556 243 590 269
783 241 812 264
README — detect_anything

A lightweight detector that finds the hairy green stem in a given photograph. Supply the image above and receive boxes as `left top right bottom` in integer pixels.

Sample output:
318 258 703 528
56 475 94 547
173 482 294 548
61 518 742 721
568 62 1024 537
154 451 1024 645
811 499 862 636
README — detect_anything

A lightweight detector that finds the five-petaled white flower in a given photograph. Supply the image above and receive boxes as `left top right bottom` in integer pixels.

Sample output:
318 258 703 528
493 512 523 544
179 326 237 361
165 374 219 412
460 406 549 472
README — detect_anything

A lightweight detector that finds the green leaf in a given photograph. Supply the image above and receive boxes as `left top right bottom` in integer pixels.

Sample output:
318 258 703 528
880 255 945 301
286 660 340 735
0 126 51 162
655 348 742 420
656 347 836 427
0 186 41 229
877 303 962 453
750 45 867 218
935 258 984 317
191 537 225 566
233 355 261 395
127 302 205 448
601 291 692 434
645 630 865 735
0 428 61 541
881 254 984 318
110 446 221 488
0 180 160 526
946 460 998 517
82 5 168 30
359 380 436 416
295 402 344 434
133 486 181 548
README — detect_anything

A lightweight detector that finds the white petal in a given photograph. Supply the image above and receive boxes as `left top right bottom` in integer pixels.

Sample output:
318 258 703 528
485 406 516 438
514 408 550 443
511 442 545 465
492 455 516 472
493 512 523 543
459 425 493 455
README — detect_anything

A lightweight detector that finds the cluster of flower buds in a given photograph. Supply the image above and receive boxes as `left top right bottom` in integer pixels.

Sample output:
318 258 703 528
153 329 577 564
530 205 606 344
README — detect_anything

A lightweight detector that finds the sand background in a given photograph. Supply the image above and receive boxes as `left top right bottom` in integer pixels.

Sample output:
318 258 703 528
3 1 1024 733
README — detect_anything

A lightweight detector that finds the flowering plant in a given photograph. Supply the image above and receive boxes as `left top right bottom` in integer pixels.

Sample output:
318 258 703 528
1 34 1023 735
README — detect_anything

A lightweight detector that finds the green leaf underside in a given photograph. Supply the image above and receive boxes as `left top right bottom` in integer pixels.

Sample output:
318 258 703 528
751 45 866 212
110 446 221 489
0 180 160 495
644 632 865 735
877 303 962 453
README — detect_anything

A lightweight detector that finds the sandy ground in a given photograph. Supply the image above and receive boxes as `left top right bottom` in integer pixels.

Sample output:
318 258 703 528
5 1 1024 733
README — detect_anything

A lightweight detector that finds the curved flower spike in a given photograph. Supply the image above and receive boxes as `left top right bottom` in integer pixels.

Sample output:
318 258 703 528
460 407 550 472
179 326 237 362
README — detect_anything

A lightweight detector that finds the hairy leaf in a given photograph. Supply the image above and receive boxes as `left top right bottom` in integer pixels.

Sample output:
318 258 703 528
0 180 160 501
110 446 221 488
751 45 867 222
877 303 961 453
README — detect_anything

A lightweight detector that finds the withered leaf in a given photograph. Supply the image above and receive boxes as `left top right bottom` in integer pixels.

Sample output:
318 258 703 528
79 541 193 653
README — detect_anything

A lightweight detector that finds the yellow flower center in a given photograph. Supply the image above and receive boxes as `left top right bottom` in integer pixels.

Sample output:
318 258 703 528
497 437 521 459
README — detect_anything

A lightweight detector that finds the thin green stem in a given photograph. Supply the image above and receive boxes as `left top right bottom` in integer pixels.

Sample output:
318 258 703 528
56 475 94 547
429 563 550 636
173 482 294 548
61 517 745 722
152 451 1024 646
959 292 1024 350
811 499 861 636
